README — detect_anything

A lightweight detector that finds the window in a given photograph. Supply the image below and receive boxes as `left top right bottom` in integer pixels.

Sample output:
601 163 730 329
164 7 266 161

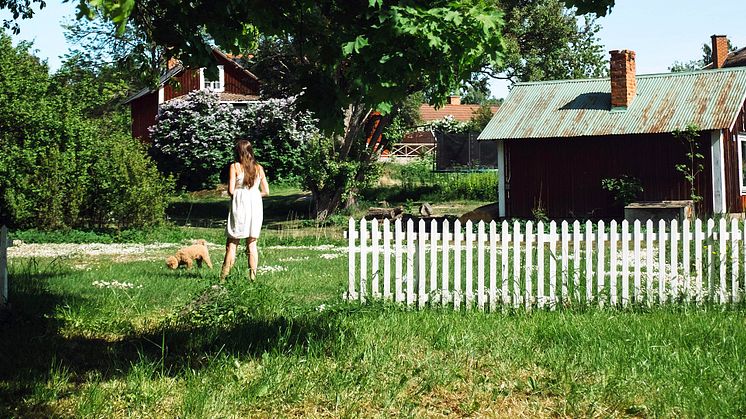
738 132 746 195
201 65 225 92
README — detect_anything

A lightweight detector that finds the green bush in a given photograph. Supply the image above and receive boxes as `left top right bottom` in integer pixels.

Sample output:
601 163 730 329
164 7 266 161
150 91 319 190
0 33 172 230
363 155 498 203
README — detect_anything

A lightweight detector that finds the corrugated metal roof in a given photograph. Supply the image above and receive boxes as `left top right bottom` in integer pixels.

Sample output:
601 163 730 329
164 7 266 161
478 67 746 140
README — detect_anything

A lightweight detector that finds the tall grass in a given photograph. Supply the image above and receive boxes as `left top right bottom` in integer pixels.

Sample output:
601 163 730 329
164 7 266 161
2 236 746 417
364 156 498 203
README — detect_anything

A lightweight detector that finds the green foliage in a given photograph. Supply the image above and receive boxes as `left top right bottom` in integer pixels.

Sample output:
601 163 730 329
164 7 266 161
0 32 171 229
497 0 607 83
601 175 644 206
669 40 738 72
364 156 498 202
673 124 705 208
382 92 423 145
468 103 498 132
150 91 319 190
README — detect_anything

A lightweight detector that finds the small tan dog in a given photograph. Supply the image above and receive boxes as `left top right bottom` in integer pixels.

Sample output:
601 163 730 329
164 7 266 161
166 240 213 270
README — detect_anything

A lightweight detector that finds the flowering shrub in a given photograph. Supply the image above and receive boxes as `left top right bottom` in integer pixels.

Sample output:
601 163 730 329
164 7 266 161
150 91 319 190
425 115 471 134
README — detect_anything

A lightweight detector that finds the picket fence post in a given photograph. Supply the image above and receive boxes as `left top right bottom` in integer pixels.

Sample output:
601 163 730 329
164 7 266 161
525 221 534 309
453 220 462 310
395 219 404 303
348 218 356 300
1 225 8 307
383 219 391 300
477 221 486 311
371 218 380 299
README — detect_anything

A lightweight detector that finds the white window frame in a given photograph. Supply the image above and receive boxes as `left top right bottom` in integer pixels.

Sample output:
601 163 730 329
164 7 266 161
200 65 225 92
738 133 746 195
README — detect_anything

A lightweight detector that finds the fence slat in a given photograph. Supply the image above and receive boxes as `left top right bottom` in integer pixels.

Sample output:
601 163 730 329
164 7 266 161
719 218 727 304
621 220 630 308
561 221 569 305
348 218 356 300
682 219 691 303
526 221 534 309
695 219 704 304
454 220 462 310
501 220 510 307
0 225 5 307
731 219 739 304
360 219 368 303
418 219 427 308
430 219 438 303
406 219 415 306
466 221 474 310
585 220 593 305
646 220 654 307
537 221 545 309
707 219 715 303
610 220 618 307
477 221 486 311
442 220 450 305
513 220 522 308
633 220 642 305
371 218 380 299
572 221 581 305
549 221 557 310
658 219 666 304
383 219 391 300
670 219 679 300
489 221 497 311
597 220 606 308
395 219 404 303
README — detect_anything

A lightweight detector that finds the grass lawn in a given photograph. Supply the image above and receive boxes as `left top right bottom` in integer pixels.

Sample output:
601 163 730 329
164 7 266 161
2 176 746 417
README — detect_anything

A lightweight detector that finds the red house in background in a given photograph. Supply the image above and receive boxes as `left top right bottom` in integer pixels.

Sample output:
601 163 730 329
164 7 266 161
124 48 261 141
480 37 746 219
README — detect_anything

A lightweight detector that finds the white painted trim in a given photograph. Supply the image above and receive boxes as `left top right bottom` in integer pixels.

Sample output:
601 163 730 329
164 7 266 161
157 87 165 104
200 65 225 92
738 133 746 195
711 130 727 213
496 140 506 217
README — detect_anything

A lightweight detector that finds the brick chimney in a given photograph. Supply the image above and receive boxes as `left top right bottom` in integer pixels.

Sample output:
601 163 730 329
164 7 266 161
447 95 461 105
610 50 636 109
711 35 728 68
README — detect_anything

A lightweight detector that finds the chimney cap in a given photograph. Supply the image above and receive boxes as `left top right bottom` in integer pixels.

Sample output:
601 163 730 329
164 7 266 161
711 34 728 38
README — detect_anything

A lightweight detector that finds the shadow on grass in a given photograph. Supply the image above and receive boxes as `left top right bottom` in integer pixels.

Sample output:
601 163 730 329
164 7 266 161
166 190 313 228
0 270 348 416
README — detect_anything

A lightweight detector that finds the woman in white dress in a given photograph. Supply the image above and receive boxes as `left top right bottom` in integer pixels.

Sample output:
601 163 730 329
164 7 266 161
220 140 270 280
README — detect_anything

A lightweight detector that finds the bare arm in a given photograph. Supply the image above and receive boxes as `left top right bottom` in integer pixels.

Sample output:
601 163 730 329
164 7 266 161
227 163 237 197
259 165 270 197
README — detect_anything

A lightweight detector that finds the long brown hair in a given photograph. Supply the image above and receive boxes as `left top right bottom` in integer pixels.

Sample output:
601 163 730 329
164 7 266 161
234 140 258 187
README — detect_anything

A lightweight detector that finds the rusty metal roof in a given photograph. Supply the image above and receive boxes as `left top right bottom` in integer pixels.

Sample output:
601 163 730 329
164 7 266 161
478 67 746 140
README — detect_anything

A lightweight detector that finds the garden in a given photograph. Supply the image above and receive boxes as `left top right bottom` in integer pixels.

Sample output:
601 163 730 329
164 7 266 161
1 1 746 417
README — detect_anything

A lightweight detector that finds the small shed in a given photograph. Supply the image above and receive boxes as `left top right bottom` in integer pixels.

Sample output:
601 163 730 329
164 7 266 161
479 49 746 219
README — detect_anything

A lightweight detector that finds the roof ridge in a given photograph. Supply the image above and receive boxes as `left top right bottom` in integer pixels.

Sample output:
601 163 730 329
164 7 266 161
513 66 746 88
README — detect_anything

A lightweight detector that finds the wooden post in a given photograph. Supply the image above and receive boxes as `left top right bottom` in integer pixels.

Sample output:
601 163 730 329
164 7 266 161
1 225 8 307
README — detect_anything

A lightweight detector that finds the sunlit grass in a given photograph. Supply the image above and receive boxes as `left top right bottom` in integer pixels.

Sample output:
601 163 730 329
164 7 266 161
2 229 746 417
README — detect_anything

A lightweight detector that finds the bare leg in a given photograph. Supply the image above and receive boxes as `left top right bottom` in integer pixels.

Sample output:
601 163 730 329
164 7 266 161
220 238 240 280
247 237 258 280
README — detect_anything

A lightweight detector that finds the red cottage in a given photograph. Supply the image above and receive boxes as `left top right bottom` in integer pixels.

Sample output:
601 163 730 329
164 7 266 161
125 48 260 142
479 46 746 219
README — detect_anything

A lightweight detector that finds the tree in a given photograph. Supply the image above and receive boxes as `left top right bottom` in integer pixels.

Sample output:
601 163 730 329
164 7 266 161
1 0 615 219
0 31 171 229
670 40 738 73
487 0 608 84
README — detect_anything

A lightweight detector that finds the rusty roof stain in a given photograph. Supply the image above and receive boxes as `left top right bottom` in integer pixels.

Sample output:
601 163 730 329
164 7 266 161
478 67 746 140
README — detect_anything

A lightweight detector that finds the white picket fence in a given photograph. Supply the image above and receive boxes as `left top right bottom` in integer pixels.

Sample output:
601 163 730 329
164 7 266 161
346 217 746 310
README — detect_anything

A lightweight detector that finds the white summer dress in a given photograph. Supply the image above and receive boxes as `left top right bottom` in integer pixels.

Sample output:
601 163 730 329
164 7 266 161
226 165 263 239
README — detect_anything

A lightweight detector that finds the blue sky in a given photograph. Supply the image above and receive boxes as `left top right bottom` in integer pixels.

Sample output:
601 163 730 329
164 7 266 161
4 1 746 98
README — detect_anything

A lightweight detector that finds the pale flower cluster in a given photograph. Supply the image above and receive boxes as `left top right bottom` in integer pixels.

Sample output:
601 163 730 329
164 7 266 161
92 280 142 290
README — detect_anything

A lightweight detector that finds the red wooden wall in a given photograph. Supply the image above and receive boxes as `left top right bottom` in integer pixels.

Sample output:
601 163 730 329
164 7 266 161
504 132 714 219
131 51 260 142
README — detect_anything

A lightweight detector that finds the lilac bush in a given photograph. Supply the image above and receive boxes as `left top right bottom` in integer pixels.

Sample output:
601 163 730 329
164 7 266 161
150 91 318 190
